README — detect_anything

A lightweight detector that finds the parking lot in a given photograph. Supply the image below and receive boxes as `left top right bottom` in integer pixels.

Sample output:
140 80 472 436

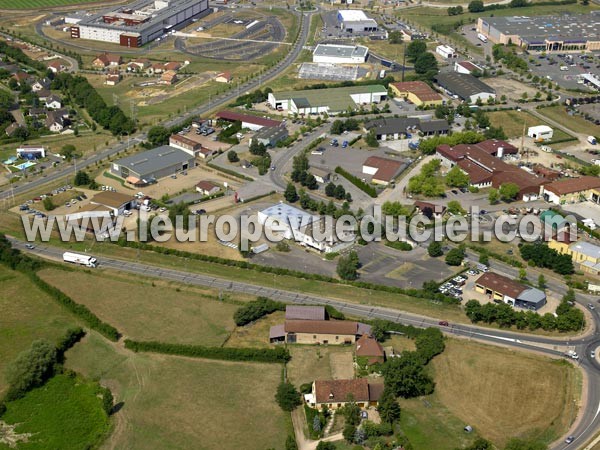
527 52 600 90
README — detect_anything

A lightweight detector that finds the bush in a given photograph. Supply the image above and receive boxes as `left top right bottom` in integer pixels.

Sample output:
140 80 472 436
385 241 413 251
445 247 465 266
334 167 377 198
233 297 285 326
520 242 574 275
5 340 57 401
124 339 291 363
275 382 301 411
101 387 114 415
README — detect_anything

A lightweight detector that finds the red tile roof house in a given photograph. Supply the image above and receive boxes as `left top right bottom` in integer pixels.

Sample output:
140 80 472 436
269 320 371 344
362 156 405 185
195 180 220 196
163 61 182 72
413 200 446 219
215 72 232 83
47 60 64 73
92 53 122 68
355 334 385 365
307 379 384 410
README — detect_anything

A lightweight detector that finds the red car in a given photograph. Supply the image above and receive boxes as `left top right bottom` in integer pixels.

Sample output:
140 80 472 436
438 321 449 326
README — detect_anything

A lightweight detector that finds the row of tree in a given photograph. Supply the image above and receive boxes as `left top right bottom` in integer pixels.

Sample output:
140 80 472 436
519 242 575 275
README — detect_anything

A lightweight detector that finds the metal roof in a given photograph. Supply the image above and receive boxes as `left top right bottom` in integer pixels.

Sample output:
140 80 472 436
114 146 193 177
313 44 369 59
435 72 495 99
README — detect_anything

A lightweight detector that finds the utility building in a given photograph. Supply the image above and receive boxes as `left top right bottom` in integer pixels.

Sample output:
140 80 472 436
312 44 369 64
336 10 378 33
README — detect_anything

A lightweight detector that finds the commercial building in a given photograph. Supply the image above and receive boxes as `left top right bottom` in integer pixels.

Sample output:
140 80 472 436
550 239 600 275
527 125 553 142
474 272 547 310
90 191 136 215
249 125 289 147
580 73 600 91
454 61 483 75
307 379 384 410
435 45 457 59
215 110 282 131
435 72 496 103
336 10 378 33
267 85 387 115
540 176 600 204
71 0 209 47
195 180 220 196
389 81 443 107
362 156 406 185
111 145 196 184
436 140 543 200
312 44 369 64
16 145 46 159
476 13 600 52
364 117 449 140
169 134 202 156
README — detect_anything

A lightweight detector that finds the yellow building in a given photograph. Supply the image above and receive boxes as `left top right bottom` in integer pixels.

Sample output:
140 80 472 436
389 81 443 107
550 238 600 275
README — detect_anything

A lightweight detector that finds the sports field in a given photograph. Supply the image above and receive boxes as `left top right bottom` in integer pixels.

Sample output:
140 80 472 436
0 0 109 8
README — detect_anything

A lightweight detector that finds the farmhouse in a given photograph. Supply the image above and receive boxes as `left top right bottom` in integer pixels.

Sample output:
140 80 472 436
270 319 372 345
195 180 220 196
111 145 196 184
356 334 385 365
474 272 547 310
312 44 369 64
541 176 600 204
307 379 384 410
435 72 496 103
267 85 387 115
362 156 406 185
250 126 289 148
337 10 378 33
71 0 209 47
389 81 443 107
90 191 136 215
216 110 282 131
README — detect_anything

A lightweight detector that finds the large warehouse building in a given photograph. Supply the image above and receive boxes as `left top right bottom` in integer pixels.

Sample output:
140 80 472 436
70 0 209 47
336 10 378 33
267 85 387 115
476 13 600 52
111 145 196 184
312 44 369 64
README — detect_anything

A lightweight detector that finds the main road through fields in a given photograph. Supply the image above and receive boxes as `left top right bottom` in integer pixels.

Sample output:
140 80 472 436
0 8 314 201
8 237 600 450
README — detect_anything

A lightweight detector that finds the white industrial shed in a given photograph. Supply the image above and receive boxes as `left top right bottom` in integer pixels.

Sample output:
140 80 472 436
527 125 553 141
313 44 369 64
337 10 378 33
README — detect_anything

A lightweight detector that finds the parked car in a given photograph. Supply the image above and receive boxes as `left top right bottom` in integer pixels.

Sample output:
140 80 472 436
25 243 35 249
588 303 596 310
439 320 449 326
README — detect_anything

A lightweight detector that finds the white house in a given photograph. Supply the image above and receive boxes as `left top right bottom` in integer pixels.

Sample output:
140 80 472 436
436 45 457 59
45 95 62 109
16 145 46 159
527 125 553 141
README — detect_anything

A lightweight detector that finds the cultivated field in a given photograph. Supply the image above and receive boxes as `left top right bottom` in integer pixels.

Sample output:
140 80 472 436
430 338 580 447
38 268 241 345
0 0 107 8
65 332 289 450
0 266 79 395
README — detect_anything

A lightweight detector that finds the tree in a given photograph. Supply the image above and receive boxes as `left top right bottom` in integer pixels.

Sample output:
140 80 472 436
538 274 546 289
381 351 434 398
275 382 301 411
147 125 170 146
499 182 520 202
445 166 470 188
479 252 489 266
468 0 485 12
73 170 91 186
61 144 77 161
5 340 57 401
445 247 465 266
447 5 463 15
305 174 318 190
102 387 114 415
334 184 346 200
519 268 527 280
285 183 298 203
428 241 443 257
488 188 499 204
337 251 360 280
447 200 465 215
227 150 239 163
249 139 267 156
406 40 427 62
313 414 322 432
325 182 336 197
414 52 438 80
43 197 56 211
464 438 493 450
377 388 401 424
286 435 298 450
382 201 410 216
365 129 379 147
316 443 336 450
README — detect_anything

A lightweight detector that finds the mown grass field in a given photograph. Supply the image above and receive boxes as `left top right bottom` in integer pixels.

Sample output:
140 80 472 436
429 338 580 447
38 268 241 345
65 332 289 450
537 105 600 137
0 374 110 450
0 265 79 395
0 0 107 8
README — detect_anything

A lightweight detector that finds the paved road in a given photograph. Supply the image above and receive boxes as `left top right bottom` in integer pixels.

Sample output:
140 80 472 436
0 9 313 202
9 236 600 450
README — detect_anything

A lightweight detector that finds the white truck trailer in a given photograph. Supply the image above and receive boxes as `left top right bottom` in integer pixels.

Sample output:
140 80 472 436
63 252 97 268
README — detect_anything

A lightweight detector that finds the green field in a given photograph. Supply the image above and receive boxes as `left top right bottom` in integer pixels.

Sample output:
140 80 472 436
65 332 289 450
0 374 110 450
537 105 600 137
0 266 79 395
0 0 109 8
488 109 574 142
38 268 240 345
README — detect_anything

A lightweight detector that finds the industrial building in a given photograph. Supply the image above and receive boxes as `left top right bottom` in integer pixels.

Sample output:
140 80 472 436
435 72 496 103
474 272 547 310
267 85 387 115
312 44 369 64
362 156 407 185
527 125 553 142
249 126 289 147
435 45 457 59
336 10 378 33
540 176 600 204
111 145 196 185
364 117 449 140
476 13 600 52
454 61 484 75
550 238 600 275
70 0 209 47
215 110 282 131
389 81 443 107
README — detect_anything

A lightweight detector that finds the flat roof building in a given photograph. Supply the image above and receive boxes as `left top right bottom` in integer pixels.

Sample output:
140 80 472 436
477 13 600 52
475 272 547 310
389 81 443 107
111 145 196 184
71 0 209 47
337 10 378 33
250 125 289 148
312 44 369 64
435 72 496 104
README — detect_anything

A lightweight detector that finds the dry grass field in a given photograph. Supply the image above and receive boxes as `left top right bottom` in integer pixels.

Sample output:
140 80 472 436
38 268 241 345
0 266 79 395
537 105 600 137
65 332 289 450
488 110 573 141
287 345 357 387
225 311 285 348
430 339 580 447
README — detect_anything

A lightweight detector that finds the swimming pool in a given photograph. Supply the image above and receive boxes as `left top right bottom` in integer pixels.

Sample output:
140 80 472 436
13 161 37 171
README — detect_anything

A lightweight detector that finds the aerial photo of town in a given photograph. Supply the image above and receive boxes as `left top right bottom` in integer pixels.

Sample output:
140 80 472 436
1 0 600 448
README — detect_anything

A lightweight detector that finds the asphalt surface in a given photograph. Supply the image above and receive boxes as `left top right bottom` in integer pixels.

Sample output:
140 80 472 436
8 236 600 450
0 8 312 202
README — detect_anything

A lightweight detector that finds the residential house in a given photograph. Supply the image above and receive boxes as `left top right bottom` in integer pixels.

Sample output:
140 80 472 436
195 180 220 196
163 61 182 72
93 53 122 68
36 89 51 101
161 70 178 85
31 78 51 92
127 58 151 72
355 334 385 365
414 200 446 218
362 156 406 185
45 95 62 109
215 71 232 83
307 379 384 410
148 63 165 74
47 60 65 73
12 71 32 86
310 167 330 184
105 73 121 86
45 110 66 132
28 107 48 118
